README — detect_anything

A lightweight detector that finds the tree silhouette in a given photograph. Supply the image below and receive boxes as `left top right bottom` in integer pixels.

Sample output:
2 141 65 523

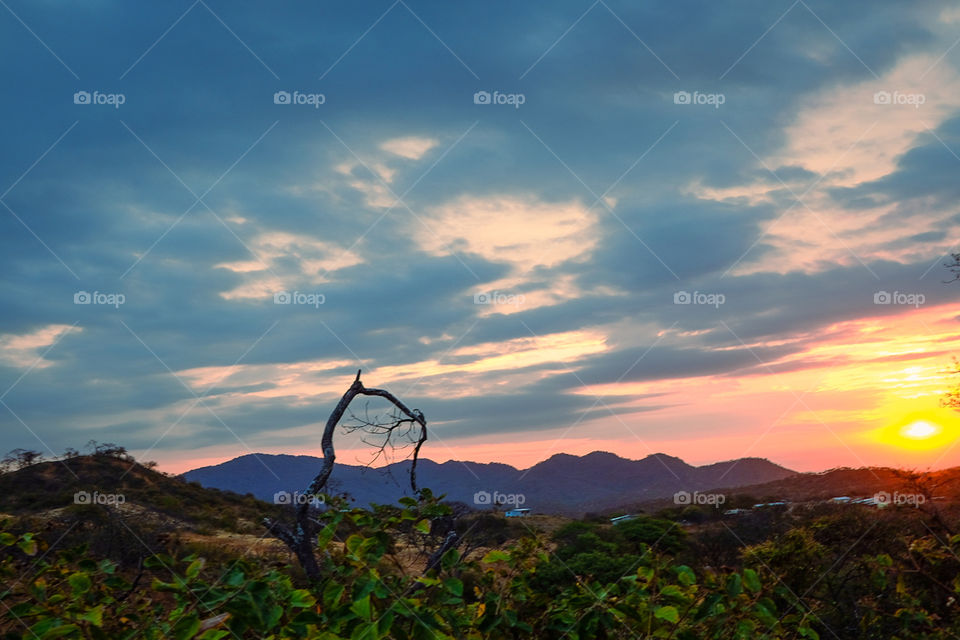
263 370 427 581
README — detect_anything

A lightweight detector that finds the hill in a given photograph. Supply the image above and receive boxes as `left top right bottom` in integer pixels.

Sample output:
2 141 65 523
183 450 796 515
0 453 289 566
620 465 960 513
0 452 282 527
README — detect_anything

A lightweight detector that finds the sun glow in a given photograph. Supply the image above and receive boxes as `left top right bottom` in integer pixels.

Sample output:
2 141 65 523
874 411 960 451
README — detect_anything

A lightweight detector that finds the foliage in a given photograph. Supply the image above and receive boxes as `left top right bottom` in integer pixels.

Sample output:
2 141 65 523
2 498 825 640
4 474 960 639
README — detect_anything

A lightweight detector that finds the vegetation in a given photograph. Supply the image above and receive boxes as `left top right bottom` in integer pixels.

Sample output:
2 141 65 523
3 449 960 638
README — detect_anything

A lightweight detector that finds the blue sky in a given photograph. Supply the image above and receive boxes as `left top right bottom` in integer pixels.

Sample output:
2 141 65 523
3 0 960 473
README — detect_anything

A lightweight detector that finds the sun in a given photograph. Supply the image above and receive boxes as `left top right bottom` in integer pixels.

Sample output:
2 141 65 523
900 420 940 440
875 411 959 451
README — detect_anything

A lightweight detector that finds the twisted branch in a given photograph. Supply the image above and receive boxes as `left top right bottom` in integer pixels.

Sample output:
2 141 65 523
264 370 427 581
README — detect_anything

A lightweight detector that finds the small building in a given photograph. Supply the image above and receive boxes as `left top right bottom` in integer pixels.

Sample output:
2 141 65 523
723 508 751 516
752 501 787 509
504 508 531 518
610 514 638 524
830 496 852 504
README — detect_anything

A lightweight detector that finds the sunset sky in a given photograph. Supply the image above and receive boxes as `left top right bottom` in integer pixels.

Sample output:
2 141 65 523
2 1 960 475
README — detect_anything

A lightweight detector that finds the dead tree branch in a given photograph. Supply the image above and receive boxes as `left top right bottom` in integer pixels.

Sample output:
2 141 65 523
264 370 427 582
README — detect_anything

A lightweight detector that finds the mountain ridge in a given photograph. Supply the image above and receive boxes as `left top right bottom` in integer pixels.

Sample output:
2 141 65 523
183 450 797 516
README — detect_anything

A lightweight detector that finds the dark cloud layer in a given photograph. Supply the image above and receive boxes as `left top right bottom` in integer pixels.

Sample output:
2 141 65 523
1 0 959 463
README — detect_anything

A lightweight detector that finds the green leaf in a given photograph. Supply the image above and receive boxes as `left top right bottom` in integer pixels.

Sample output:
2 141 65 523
742 568 761 594
659 585 686 600
97 559 117 574
317 523 337 550
185 558 205 580
799 627 820 640
441 548 460 571
350 594 373 621
726 574 743 598
289 589 316 608
76 604 104 627
637 566 655 582
444 577 463 597
173 613 201 640
323 581 345 608
18 534 38 556
68 572 92 594
0 532 15 546
694 594 724 621
350 622 378 640
654 605 679 623
414 518 431 534
482 550 510 564
38 624 80 639
675 565 696 586
345 534 364 555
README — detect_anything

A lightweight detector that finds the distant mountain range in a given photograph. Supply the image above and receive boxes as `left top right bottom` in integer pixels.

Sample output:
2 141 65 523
183 451 797 516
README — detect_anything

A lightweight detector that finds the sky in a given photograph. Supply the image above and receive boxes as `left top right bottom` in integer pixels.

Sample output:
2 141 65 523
3 1 960 475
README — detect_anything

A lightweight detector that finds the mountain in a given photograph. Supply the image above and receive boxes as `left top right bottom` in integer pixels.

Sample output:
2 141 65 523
182 451 797 516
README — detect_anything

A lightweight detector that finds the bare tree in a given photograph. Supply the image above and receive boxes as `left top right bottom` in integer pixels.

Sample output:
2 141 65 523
943 259 960 408
264 370 427 581
3 448 43 470
945 253 960 282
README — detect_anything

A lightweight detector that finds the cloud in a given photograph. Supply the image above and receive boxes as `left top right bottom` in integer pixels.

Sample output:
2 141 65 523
2 0 960 473
380 136 438 160
0 325 80 369
417 194 598 271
